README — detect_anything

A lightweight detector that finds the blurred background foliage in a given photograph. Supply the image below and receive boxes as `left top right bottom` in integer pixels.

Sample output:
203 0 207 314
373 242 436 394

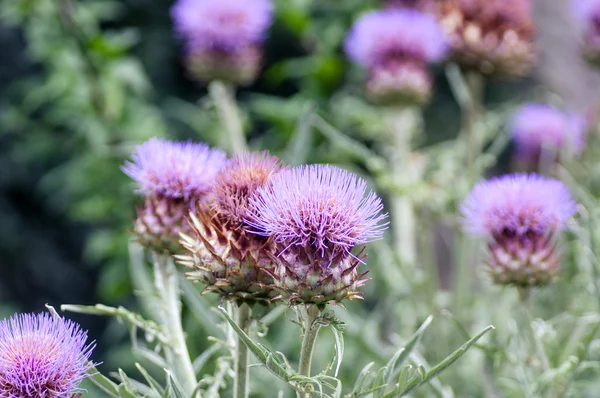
3 0 600 397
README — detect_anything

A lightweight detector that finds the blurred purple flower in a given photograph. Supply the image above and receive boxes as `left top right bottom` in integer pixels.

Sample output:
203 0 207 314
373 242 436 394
0 313 95 397
345 9 447 68
461 173 576 237
511 104 586 164
573 0 600 65
345 9 446 105
249 165 388 258
461 174 577 286
171 0 273 52
171 0 273 83
122 138 227 202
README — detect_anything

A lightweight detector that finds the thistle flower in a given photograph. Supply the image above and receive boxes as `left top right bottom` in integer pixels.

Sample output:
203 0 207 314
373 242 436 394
438 0 535 77
171 0 274 84
177 151 285 304
573 0 600 66
247 165 388 305
122 138 227 254
461 174 576 286
345 9 447 105
0 313 95 398
511 104 586 169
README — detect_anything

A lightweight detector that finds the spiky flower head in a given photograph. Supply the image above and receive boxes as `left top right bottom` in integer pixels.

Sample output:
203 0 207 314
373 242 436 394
461 174 576 286
177 151 285 305
511 104 586 169
438 0 535 77
171 0 274 84
345 9 447 105
0 313 95 398
573 0 600 66
123 138 227 254
247 165 388 305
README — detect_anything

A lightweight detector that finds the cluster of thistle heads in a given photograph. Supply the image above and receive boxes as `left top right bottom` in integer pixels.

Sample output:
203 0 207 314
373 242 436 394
123 139 388 307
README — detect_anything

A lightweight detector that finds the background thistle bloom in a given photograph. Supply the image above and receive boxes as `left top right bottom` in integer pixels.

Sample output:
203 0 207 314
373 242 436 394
461 174 577 286
177 151 285 304
0 313 95 397
438 0 535 77
122 138 227 254
345 9 447 105
573 0 600 66
247 165 388 305
171 0 273 84
511 104 586 168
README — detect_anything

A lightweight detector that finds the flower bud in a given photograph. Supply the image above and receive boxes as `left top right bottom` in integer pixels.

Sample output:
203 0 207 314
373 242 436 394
176 152 284 305
461 174 576 287
438 0 535 77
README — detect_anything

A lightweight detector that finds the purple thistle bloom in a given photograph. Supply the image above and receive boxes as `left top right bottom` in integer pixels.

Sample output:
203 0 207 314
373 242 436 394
122 138 227 202
0 313 95 397
461 174 576 286
511 104 586 164
171 0 273 53
345 9 446 105
461 174 576 238
573 0 600 65
248 165 388 259
345 9 447 69
247 165 388 304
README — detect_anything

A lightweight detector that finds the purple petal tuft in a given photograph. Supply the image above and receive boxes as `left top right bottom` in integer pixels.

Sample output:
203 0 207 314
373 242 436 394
122 138 227 201
247 165 388 256
460 173 577 237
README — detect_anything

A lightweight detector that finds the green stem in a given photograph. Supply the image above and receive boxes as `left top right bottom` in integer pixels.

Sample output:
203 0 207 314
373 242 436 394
234 303 252 398
152 253 197 396
209 80 247 154
386 107 420 269
463 71 484 179
518 288 550 371
297 305 322 398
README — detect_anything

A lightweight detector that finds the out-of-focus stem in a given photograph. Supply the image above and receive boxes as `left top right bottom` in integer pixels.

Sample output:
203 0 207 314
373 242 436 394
463 71 484 178
387 108 419 269
152 253 197 396
209 80 247 154
518 288 551 371
297 305 322 398
234 303 252 398
452 70 484 315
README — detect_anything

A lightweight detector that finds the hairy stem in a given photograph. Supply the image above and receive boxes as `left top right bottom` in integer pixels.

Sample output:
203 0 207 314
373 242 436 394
152 253 197 396
297 305 322 398
234 303 252 398
209 80 247 154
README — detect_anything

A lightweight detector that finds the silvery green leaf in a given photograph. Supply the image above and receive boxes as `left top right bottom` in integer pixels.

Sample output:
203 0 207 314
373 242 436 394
134 363 165 395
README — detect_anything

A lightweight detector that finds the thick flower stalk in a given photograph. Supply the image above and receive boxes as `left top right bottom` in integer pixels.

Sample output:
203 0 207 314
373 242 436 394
0 313 95 398
573 0 600 66
345 9 447 106
171 0 273 85
247 165 388 305
460 174 576 287
122 137 227 254
437 0 535 77
511 104 586 169
177 151 285 305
